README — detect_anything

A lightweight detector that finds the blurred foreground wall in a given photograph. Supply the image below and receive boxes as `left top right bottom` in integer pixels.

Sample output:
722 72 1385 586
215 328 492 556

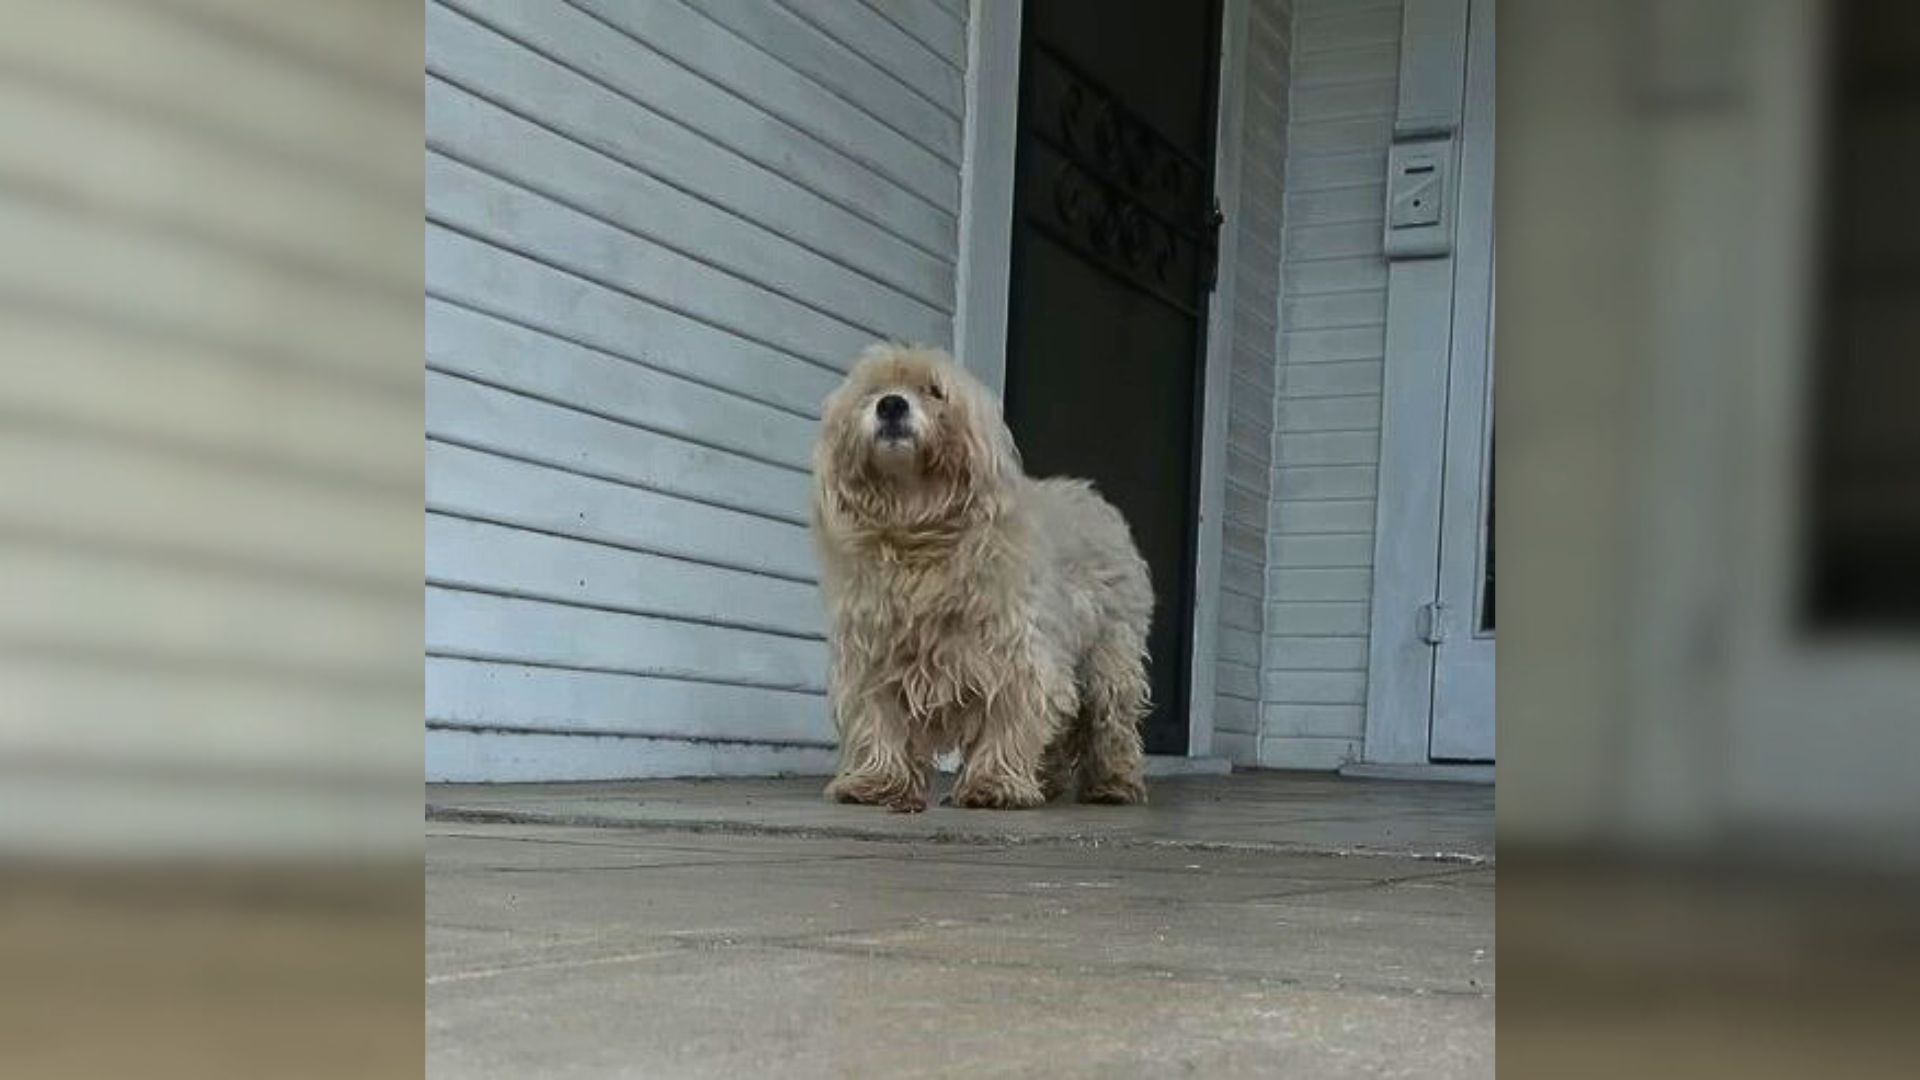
0 1 422 1075
1501 0 1919 862
1501 1 1920 1076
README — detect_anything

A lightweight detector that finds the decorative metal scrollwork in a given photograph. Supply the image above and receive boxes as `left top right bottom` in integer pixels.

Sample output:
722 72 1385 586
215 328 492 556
1022 45 1214 313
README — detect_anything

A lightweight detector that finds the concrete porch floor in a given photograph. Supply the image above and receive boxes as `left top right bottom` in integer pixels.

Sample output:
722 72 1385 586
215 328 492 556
427 771 1494 1078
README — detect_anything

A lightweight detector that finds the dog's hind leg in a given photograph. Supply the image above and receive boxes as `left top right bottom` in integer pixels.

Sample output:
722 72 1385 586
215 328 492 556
1075 630 1149 805
1037 719 1085 803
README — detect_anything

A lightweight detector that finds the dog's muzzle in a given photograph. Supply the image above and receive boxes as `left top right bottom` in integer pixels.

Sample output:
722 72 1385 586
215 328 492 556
874 394 915 443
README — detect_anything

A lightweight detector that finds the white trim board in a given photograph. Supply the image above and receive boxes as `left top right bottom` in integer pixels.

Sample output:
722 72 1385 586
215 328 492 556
1188 0 1255 761
953 0 1021 392
1364 0 1477 766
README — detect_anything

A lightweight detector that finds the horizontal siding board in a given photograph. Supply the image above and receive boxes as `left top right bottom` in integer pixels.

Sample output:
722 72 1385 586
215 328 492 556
1286 150 1388 192
1229 387 1276 435
1 429 415 589
1266 637 1370 673
2 544 417 684
426 226 837 417
1223 520 1266 563
427 153 875 371
427 298 814 470
570 0 960 206
1277 430 1381 466
1213 730 1258 766
1226 445 1269 491
425 514 824 639
1286 184 1386 228
1283 255 1389 296
427 728 836 782
426 371 811 524
1227 417 1273 462
1277 394 1382 432
2 309 417 488
8 655 413 776
1282 289 1386 330
0 75 415 294
153 0 421 93
1286 116 1392 157
1284 221 1380 262
1270 533 1375 568
861 0 966 66
1219 590 1263 634
1293 45 1398 87
426 78 948 341
0 200 415 394
1262 704 1366 739
1291 79 1396 122
689 0 962 155
1216 660 1262 701
1221 553 1265 599
1268 568 1372 603
427 587 829 692
427 655 830 743
1272 498 1378 535
2 0 419 197
1295 6 1401 50
1262 670 1368 705
1233 347 1279 392
1214 695 1259 736
1217 627 1263 668
1225 481 1268 527
1274 465 1378 500
426 442 817 581
1266 601 1370 637
770 0 965 115
425 3 953 305
1284 325 1387 364
1278 359 1383 398
434 0 955 254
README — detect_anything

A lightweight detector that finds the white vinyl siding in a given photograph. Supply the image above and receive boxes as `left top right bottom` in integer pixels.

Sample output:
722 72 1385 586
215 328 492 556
1258 0 1400 769
424 0 966 780
1209 0 1294 768
0 0 421 852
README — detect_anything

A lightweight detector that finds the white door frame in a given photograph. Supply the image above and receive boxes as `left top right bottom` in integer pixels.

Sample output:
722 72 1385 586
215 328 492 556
953 0 1253 760
1427 0 1496 761
1364 0 1495 765
953 0 1023 398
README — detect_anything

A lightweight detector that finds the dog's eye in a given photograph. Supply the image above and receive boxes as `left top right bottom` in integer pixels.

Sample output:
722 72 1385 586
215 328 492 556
925 384 946 401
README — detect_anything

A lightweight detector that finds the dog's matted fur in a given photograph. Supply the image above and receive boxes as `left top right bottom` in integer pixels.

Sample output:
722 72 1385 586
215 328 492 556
811 343 1154 812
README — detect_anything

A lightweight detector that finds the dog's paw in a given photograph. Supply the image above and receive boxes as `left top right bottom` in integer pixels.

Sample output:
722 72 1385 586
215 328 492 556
826 772 922 808
1076 776 1147 806
949 776 1046 810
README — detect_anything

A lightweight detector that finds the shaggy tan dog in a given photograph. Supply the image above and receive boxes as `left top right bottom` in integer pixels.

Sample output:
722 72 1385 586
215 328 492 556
811 343 1154 812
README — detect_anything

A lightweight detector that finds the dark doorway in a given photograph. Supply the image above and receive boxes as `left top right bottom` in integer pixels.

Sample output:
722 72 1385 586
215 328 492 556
1002 0 1223 754
1804 0 1920 632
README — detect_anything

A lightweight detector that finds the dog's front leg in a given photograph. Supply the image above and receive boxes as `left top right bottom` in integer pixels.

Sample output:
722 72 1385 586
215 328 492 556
950 675 1060 810
824 696 930 813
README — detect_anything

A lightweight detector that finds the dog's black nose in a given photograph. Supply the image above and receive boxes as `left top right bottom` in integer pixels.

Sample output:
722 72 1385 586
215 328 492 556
875 394 909 422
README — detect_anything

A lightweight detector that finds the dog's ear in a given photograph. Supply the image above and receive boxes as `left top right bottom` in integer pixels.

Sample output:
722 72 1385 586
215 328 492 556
946 360 1022 501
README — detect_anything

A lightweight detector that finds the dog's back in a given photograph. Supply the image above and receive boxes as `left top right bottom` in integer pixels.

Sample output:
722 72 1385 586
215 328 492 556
1021 477 1154 657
